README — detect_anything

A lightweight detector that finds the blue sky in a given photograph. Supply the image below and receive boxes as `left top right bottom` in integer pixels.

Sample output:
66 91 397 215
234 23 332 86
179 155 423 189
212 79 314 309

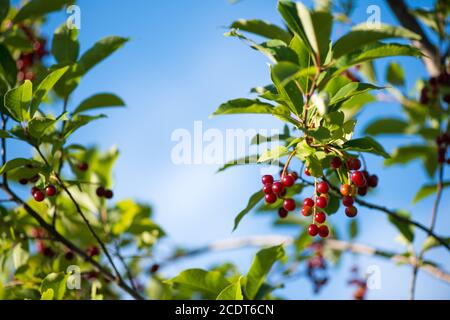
9 0 450 299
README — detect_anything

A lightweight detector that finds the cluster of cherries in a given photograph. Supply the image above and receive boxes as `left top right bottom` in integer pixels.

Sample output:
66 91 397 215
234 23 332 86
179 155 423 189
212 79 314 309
261 172 298 218
436 133 450 165
306 243 329 294
96 186 114 199
301 180 330 238
30 184 57 202
420 71 450 105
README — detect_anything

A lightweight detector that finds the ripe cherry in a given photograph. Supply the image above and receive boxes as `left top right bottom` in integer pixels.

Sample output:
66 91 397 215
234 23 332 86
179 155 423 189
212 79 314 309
96 186 106 197
318 225 329 238
301 206 312 216
303 198 314 208
342 196 354 207
282 175 295 187
87 245 99 257
104 189 114 199
289 172 298 181
77 162 89 171
43 247 55 258
278 208 288 218
316 196 327 209
278 188 287 197
64 251 74 261
308 224 319 236
19 178 28 185
317 181 329 194
31 186 40 195
33 190 45 202
345 206 358 218
331 157 342 169
45 185 57 197
340 184 351 196
351 171 367 187
150 264 160 273
315 212 326 224
347 158 361 170
272 182 284 194
304 168 311 176
283 198 296 211
265 193 277 204
357 186 368 196
368 175 378 188
262 175 274 185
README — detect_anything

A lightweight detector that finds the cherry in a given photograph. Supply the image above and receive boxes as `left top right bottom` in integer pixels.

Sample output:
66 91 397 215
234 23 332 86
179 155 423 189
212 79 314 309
33 190 45 202
278 188 287 197
342 196 354 207
347 158 361 170
438 148 446 163
316 196 328 209
262 175 274 185
345 206 358 218
64 251 74 261
283 198 296 211
36 241 45 253
272 181 285 194
45 185 57 197
96 186 106 197
263 184 273 194
43 247 55 258
278 207 288 218
289 172 298 181
304 168 311 176
19 178 28 185
368 175 378 188
318 225 329 238
303 198 314 207
301 206 313 216
308 224 319 236
77 162 89 171
351 171 366 187
361 170 370 181
265 193 277 204
317 181 329 194
420 87 429 104
104 189 114 199
340 184 351 196
331 157 342 169
282 175 295 187
150 264 160 273
315 212 326 224
357 186 368 196
429 76 438 87
87 245 99 257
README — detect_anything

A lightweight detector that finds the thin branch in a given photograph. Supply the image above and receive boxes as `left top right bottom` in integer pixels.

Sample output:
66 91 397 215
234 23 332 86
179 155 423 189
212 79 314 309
114 241 139 292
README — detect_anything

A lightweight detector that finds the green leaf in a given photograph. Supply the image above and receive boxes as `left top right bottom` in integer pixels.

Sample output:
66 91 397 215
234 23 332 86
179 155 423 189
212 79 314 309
40 289 54 300
421 236 450 253
384 145 434 166
212 98 274 116
51 24 79 64
258 145 289 163
0 0 9 25
277 1 310 52
73 93 125 115
388 211 414 243
349 219 358 239
30 66 69 116
333 23 421 59
216 155 258 173
13 0 73 23
12 243 29 269
28 113 67 139
233 190 264 231
0 43 17 87
329 82 382 106
386 62 404 87
413 181 450 204
0 130 11 138
78 36 128 74
40 273 68 300
216 277 244 300
230 19 292 44
364 118 409 136
0 158 38 175
342 137 390 158
300 7 332 62
245 245 285 299
305 154 323 177
166 269 230 296
4 80 32 122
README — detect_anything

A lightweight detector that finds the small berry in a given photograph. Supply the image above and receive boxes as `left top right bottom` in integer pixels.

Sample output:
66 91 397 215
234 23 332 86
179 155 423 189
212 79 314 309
368 175 378 188
262 175 274 185
150 264 160 273
87 245 99 257
19 178 28 185
33 190 45 202
351 171 367 187
342 196 354 207
282 175 295 187
301 206 313 216
96 186 106 197
278 207 288 218
278 188 287 197
304 168 311 176
36 241 45 253
64 251 74 261
345 206 358 218
340 184 351 196
316 196 327 209
318 225 329 238
265 193 277 204
357 186 368 196
308 224 319 236
283 198 296 211
331 157 342 169
288 172 298 181
77 162 88 171
45 185 57 197
31 186 40 195
347 158 361 170
315 212 326 224
104 189 114 199
272 181 284 194
263 184 273 194
43 247 55 258
317 181 329 194
361 170 370 181
303 198 314 207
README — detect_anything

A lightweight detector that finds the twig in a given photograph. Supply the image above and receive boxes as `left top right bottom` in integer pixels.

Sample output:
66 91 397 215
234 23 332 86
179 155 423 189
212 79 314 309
114 241 139 292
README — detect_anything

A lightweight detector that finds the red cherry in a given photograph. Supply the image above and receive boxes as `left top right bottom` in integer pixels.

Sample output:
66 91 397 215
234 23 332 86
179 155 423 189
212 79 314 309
351 171 366 187
342 196 354 207
315 212 326 224
288 172 298 181
150 264 160 273
64 251 74 261
282 175 295 187
316 196 327 209
318 225 329 238
304 168 311 176
96 186 106 197
303 198 314 207
262 175 274 185
265 193 277 204
77 162 89 171
43 247 55 257
278 208 288 218
104 189 114 199
272 182 284 194
317 181 329 194
331 157 342 169
345 206 358 218
33 190 45 202
357 186 368 196
19 178 28 185
87 245 99 257
368 175 378 188
31 186 40 195
301 206 312 216
347 158 361 170
283 198 296 211
277 188 287 197
308 224 319 236
45 185 57 197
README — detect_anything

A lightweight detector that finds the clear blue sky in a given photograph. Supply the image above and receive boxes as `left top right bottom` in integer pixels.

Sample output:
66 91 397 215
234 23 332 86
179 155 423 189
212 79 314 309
10 0 449 299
